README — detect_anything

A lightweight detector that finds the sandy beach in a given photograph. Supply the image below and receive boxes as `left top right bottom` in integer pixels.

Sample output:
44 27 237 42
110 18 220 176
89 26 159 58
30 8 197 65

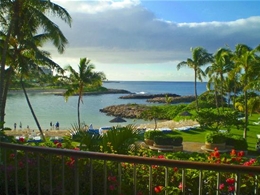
4 119 198 137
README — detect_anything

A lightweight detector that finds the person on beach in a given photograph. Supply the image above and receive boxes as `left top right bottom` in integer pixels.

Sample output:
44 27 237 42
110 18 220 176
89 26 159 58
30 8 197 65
55 122 59 130
50 122 52 130
14 123 16 130
19 122 22 129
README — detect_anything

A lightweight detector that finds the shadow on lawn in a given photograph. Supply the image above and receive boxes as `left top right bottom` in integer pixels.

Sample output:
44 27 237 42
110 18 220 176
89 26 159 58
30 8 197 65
182 128 206 135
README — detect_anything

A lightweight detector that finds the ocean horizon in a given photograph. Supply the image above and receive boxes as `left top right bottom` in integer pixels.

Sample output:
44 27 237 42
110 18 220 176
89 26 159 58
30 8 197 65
5 81 207 130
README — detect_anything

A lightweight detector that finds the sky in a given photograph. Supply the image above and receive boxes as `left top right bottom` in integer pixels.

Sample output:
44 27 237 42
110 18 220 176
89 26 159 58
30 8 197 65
46 0 260 81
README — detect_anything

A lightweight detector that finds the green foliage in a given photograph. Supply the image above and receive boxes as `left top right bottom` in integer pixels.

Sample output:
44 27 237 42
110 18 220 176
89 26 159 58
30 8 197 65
144 130 164 140
226 134 248 150
154 135 183 146
195 108 244 130
140 104 188 121
205 132 227 143
101 125 141 154
187 91 226 109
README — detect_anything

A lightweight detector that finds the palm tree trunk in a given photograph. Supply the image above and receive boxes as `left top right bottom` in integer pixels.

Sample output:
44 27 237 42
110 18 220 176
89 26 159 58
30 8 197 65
194 71 199 111
20 77 46 141
244 90 248 139
77 95 81 129
0 19 14 127
1 68 13 127
215 90 220 114
154 118 157 130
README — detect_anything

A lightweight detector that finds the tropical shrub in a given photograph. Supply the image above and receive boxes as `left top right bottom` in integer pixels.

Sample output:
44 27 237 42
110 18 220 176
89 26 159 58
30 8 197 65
1 138 259 195
101 125 141 154
205 132 227 144
144 130 164 140
195 109 244 130
154 135 183 146
226 135 248 151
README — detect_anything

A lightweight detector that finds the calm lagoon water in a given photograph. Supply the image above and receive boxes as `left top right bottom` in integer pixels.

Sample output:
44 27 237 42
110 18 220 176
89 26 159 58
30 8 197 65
5 81 207 130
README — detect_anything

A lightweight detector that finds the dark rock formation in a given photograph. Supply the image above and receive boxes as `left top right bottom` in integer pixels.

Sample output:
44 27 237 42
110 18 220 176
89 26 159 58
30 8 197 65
54 89 131 96
147 95 196 104
119 93 180 99
100 104 147 118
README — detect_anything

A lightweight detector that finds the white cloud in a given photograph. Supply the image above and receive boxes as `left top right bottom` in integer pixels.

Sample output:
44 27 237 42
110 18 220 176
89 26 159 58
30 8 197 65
52 0 140 14
45 1 260 81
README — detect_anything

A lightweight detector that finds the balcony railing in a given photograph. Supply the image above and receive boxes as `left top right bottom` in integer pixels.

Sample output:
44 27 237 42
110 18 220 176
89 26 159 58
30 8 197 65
0 142 260 195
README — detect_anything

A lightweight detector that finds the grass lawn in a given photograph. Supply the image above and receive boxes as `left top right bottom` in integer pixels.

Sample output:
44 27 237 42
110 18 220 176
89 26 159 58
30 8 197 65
174 114 260 156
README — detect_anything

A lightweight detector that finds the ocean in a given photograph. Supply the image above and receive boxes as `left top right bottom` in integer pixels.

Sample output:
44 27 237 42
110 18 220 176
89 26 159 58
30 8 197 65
5 81 207 130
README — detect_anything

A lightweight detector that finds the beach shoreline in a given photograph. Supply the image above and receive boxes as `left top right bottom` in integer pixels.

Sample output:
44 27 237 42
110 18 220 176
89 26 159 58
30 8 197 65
4 119 198 137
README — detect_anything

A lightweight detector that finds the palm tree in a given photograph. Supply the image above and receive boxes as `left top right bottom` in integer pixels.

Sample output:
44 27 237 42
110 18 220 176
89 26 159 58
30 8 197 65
177 47 213 110
0 0 72 129
64 58 106 129
205 47 233 111
232 44 260 138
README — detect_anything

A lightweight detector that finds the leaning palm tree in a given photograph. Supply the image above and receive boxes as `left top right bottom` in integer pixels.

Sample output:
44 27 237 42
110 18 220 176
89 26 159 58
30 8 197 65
64 58 106 129
232 44 260 138
0 0 71 128
177 47 213 110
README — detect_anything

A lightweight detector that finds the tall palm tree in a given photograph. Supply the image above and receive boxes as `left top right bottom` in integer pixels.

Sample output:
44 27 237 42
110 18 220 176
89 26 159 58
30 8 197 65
232 44 260 139
64 58 106 129
205 47 233 111
177 47 213 110
0 0 71 129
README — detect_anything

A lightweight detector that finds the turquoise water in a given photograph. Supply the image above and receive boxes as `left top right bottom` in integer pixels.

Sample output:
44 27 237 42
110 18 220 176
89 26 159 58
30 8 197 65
5 81 207 130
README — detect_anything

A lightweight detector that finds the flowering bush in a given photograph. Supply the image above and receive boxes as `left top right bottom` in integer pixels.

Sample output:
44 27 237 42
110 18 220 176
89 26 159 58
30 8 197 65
0 137 259 195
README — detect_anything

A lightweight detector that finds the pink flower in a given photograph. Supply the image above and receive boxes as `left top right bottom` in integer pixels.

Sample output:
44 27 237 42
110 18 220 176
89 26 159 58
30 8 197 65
178 182 183 190
109 185 115 191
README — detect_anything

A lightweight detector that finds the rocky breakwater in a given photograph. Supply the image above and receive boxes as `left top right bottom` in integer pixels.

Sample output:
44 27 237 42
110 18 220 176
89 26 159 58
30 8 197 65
147 95 196 104
119 93 180 99
100 104 146 118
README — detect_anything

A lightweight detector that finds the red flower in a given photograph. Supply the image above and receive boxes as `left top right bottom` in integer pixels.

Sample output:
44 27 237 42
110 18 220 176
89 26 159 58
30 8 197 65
226 178 235 185
228 185 235 192
219 183 225 190
158 155 165 159
56 142 62 148
237 151 244 157
53 140 58 145
19 137 25 143
154 185 163 193
19 161 23 168
230 149 236 156
108 175 117 182
9 153 15 159
173 167 178 172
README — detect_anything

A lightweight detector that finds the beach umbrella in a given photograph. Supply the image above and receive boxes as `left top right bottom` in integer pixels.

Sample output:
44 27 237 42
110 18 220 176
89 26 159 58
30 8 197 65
109 116 127 123
180 111 192 116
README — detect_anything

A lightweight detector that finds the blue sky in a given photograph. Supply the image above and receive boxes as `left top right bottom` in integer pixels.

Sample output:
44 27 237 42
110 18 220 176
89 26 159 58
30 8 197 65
48 1 260 81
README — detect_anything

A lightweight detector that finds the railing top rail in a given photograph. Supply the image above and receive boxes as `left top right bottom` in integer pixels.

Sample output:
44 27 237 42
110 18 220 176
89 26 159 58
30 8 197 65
1 142 259 174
